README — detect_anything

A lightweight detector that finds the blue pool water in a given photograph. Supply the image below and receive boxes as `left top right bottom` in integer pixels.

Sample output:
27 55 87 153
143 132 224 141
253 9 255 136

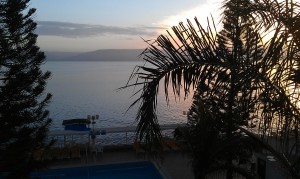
31 161 164 179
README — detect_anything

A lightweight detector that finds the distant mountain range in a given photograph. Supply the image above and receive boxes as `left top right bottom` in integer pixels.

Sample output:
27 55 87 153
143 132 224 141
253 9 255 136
45 49 144 61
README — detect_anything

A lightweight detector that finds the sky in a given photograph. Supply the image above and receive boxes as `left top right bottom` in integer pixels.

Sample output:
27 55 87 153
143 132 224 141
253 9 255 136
31 0 222 52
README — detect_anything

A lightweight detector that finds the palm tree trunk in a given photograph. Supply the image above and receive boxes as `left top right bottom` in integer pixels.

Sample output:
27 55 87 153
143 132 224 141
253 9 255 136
226 68 237 179
226 52 234 179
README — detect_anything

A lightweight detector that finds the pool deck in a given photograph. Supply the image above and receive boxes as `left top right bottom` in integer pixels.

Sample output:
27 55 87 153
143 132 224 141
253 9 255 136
47 144 194 179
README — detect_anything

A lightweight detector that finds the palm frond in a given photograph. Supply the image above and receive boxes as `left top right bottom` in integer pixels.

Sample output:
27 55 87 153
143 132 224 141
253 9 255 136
122 0 300 177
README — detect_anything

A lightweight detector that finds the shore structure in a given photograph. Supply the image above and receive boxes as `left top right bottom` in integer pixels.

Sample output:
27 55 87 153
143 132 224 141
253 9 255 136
41 123 193 179
47 123 186 159
41 143 193 179
39 123 294 178
49 123 186 146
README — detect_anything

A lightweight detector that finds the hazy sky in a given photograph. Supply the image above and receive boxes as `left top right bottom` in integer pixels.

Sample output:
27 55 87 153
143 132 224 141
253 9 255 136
31 0 222 52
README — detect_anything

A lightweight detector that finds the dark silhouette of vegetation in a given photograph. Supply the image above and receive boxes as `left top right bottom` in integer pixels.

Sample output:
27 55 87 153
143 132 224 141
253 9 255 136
0 0 53 178
123 0 300 178
172 1 265 177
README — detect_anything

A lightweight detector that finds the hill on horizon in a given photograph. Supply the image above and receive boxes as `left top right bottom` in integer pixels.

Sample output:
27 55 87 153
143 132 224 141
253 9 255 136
45 49 144 61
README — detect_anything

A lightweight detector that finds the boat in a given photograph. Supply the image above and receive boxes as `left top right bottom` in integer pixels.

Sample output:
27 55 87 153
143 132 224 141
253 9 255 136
62 119 91 131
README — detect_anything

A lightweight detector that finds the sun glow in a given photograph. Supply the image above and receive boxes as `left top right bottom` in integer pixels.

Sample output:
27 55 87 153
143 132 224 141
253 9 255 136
156 0 222 34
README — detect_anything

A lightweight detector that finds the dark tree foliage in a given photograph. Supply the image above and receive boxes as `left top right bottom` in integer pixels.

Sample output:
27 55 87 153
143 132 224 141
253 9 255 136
0 0 52 178
123 0 300 178
175 1 264 178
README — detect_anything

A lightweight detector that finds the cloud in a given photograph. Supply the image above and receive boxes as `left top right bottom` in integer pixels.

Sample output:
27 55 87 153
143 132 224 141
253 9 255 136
158 0 222 28
36 21 166 38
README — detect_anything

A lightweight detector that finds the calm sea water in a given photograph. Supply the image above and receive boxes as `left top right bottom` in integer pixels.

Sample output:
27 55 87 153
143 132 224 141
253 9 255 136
42 61 193 132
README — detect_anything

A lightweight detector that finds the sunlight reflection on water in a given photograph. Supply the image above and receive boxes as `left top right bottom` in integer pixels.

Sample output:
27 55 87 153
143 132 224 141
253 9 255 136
43 61 193 144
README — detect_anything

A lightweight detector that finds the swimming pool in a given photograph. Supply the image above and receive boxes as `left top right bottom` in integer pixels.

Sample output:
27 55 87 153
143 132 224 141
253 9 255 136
31 161 164 179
